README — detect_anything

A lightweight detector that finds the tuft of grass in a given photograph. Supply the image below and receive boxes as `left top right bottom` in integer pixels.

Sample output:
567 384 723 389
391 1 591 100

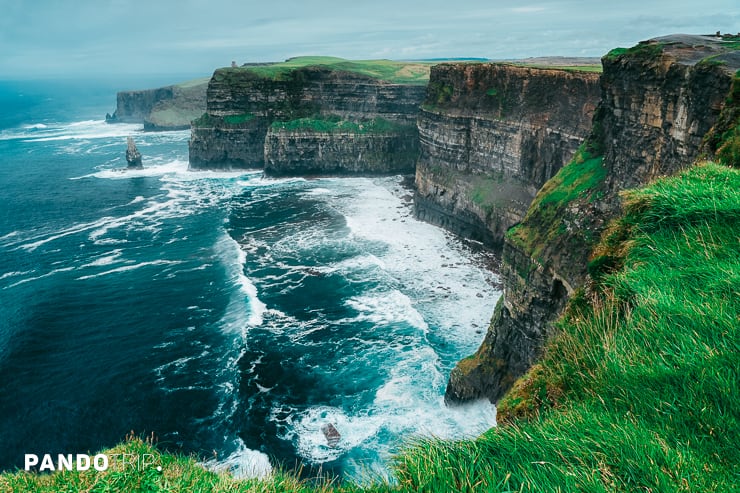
604 41 665 61
507 144 606 261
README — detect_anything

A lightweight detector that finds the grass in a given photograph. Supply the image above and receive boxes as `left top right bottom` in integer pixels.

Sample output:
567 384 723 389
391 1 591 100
270 115 414 134
223 114 256 125
507 144 607 261
604 41 665 61
2 160 737 490
227 56 432 85
192 113 256 127
0 435 385 492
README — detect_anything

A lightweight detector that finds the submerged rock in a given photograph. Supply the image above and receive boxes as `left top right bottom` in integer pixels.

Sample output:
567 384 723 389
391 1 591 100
125 136 143 169
321 423 341 447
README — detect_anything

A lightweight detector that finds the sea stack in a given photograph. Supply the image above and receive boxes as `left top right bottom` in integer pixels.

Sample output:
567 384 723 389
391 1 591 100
125 136 143 169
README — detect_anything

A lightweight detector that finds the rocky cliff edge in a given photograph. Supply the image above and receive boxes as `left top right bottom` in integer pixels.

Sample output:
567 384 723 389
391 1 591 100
446 34 740 404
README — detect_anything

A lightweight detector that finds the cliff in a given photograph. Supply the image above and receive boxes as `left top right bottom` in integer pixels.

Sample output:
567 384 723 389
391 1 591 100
446 34 740 404
414 64 600 247
264 120 418 175
106 78 208 131
188 60 426 172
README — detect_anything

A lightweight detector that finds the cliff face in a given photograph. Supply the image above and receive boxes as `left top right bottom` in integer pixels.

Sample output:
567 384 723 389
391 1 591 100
107 79 208 131
264 127 418 175
189 66 425 171
414 64 600 247
446 35 739 404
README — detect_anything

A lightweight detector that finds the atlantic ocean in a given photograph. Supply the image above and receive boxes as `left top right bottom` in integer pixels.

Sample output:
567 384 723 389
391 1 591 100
0 78 498 480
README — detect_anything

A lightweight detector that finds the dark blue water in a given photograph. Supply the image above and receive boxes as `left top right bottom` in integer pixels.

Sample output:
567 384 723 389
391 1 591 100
0 79 499 480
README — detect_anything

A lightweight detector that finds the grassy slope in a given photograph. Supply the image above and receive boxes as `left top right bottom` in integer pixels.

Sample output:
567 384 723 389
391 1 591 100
231 56 432 85
270 115 414 134
4 162 736 492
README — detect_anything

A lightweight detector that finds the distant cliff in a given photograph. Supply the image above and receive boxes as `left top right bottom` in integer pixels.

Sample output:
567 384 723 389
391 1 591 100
414 64 600 247
445 34 740 404
106 78 208 131
188 61 426 173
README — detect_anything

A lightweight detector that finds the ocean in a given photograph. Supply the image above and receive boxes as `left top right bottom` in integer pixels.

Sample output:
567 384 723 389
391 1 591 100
0 78 499 481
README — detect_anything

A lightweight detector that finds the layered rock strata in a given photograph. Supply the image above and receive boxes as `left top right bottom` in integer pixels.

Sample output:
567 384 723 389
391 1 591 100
446 35 740 404
189 66 425 171
264 128 418 175
414 64 600 248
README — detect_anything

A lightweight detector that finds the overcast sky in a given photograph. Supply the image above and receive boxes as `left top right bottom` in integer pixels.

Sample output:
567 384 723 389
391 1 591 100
1 0 738 79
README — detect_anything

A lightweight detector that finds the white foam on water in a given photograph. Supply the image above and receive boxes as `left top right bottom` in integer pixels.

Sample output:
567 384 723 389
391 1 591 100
214 231 267 331
4 267 76 289
274 176 499 476
286 406 386 463
302 187 334 196
0 231 20 241
204 438 272 479
72 159 190 180
75 259 182 280
78 250 123 268
17 218 112 252
345 290 428 331
1 120 143 143
0 270 34 281
21 120 143 142
333 177 500 348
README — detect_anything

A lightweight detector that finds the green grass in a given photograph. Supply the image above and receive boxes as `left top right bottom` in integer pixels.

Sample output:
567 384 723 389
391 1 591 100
192 113 256 127
604 42 665 61
223 113 256 125
0 436 384 492
270 115 413 134
3 163 738 492
507 145 607 261
228 56 432 85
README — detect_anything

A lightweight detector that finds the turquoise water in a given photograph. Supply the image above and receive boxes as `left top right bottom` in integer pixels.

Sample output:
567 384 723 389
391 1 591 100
0 80 499 480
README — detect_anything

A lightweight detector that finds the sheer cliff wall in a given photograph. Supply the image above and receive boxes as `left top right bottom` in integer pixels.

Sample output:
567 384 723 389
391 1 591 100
414 64 600 247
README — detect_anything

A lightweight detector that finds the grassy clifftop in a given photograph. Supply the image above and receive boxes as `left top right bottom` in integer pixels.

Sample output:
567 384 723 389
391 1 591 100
4 162 737 492
223 56 432 85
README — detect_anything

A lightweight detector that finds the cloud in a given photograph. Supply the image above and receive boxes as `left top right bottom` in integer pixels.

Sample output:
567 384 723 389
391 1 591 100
1 0 739 77
510 6 547 13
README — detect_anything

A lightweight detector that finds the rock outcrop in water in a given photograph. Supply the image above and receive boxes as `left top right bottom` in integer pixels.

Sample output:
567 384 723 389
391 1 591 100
414 64 600 247
188 66 425 173
125 136 143 169
107 78 209 131
445 34 740 404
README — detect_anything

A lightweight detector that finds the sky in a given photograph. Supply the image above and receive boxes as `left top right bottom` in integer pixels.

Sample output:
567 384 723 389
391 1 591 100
1 0 738 79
